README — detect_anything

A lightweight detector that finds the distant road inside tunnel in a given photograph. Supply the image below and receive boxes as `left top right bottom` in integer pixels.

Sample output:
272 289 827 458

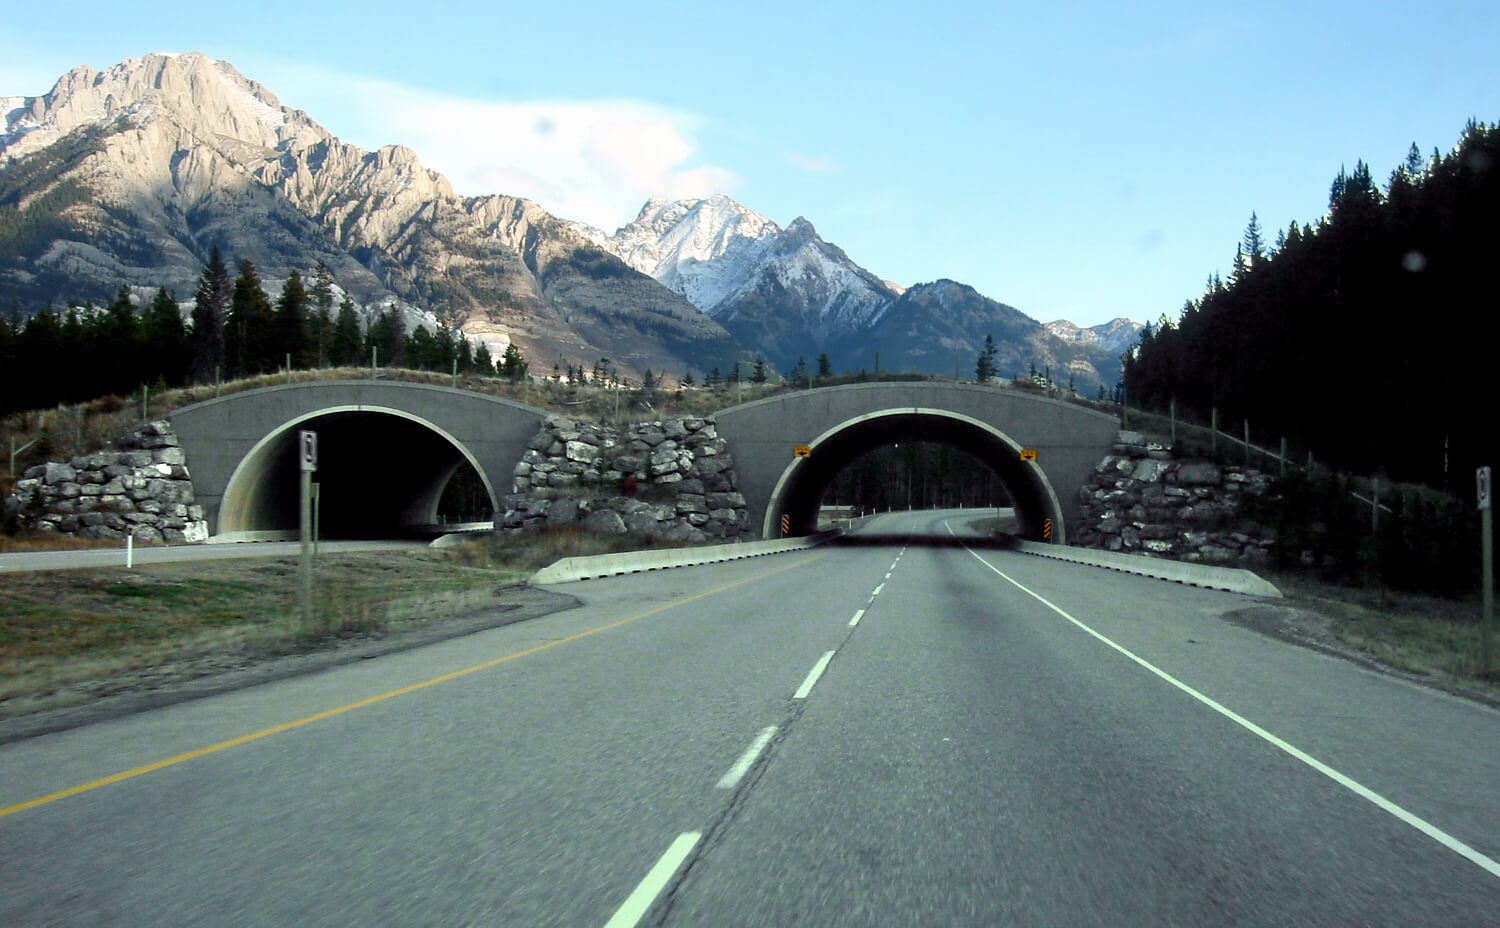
0 540 429 574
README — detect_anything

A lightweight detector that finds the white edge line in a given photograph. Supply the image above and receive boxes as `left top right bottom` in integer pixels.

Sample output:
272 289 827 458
959 541 1500 881
715 725 778 789
849 608 866 628
871 583 884 596
793 650 837 699
602 831 703 928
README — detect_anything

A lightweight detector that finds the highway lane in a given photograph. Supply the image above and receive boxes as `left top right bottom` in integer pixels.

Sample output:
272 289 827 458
2 510 1498 925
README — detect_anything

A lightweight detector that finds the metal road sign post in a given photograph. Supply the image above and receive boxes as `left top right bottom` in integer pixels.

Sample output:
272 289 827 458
1480 466 1493 676
300 430 318 627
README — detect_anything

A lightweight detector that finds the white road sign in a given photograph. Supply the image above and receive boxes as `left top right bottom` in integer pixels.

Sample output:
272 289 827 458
300 430 318 472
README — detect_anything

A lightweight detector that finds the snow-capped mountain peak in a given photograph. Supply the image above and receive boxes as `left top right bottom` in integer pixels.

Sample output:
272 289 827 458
580 194 900 366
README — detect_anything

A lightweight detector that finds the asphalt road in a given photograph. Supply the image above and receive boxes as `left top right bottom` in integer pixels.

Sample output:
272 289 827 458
2 510 1498 925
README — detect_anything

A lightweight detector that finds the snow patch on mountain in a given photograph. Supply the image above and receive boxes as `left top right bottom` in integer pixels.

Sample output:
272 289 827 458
1044 317 1144 356
578 194 898 335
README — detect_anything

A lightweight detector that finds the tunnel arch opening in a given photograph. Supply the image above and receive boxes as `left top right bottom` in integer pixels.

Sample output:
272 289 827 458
764 409 1065 543
218 406 498 540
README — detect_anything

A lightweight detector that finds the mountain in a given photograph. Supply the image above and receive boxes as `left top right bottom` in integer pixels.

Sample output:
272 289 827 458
582 195 1123 390
0 53 744 380
846 280 1122 388
1044 318 1143 357
573 195 900 368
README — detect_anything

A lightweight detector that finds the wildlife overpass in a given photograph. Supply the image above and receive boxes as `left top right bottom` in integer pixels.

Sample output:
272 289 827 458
170 381 542 541
169 380 1119 543
714 382 1119 543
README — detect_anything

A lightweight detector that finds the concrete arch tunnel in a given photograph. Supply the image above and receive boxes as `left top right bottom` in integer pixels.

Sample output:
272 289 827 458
763 408 1064 540
218 407 494 538
170 381 544 541
713 382 1121 542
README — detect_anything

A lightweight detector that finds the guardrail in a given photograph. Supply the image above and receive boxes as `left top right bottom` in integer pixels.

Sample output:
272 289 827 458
1012 539 1282 598
531 531 842 584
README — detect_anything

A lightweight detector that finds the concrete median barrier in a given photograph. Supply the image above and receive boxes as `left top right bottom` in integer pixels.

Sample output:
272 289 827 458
531 531 840 584
1013 539 1282 598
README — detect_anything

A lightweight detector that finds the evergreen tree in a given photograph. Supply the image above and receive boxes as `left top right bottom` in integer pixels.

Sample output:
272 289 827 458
189 246 230 383
145 286 188 385
816 352 832 379
728 361 741 383
308 261 335 367
1241 212 1265 266
226 260 274 377
472 340 494 375
681 371 696 387
499 343 527 381
457 335 474 374
97 285 141 396
788 356 808 383
406 325 435 370
750 356 768 383
363 304 406 367
275 269 310 369
975 334 998 381
329 295 362 366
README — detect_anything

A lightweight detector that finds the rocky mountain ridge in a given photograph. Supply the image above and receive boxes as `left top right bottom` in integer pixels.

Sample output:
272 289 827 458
3 52 1134 389
0 52 743 380
581 194 1128 387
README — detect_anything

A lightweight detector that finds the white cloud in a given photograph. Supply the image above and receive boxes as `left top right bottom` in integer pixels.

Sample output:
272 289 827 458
290 69 740 232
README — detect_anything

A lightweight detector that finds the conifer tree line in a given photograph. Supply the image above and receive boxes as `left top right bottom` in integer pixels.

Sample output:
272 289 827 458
1123 121 1500 493
1 247 505 416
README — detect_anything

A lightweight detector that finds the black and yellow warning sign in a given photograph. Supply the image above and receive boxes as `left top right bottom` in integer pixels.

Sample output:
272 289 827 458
794 445 812 458
1020 449 1037 462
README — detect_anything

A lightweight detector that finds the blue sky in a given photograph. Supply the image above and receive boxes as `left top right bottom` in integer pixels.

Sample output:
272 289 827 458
3 2 1495 327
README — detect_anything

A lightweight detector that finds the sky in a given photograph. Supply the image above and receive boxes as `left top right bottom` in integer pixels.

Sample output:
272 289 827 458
3 1 1496 328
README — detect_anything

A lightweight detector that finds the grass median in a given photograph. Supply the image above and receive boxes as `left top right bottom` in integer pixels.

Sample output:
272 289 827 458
0 528 702 718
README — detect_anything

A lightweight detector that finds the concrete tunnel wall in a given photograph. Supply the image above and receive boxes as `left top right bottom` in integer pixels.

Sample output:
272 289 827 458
713 382 1121 542
169 381 544 540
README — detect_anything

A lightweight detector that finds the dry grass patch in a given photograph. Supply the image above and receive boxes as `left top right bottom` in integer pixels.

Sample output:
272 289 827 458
0 549 527 713
0 526 710 718
1262 570 1500 701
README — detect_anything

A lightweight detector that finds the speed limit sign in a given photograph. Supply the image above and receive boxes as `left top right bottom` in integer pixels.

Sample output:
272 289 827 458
1479 466 1492 511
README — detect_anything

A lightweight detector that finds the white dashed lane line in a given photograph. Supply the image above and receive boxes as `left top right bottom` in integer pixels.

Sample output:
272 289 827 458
602 831 702 928
715 726 778 789
793 651 837 699
848 609 865 628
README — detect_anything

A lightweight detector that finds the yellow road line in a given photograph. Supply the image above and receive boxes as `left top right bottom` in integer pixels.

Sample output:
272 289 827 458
1 552 828 819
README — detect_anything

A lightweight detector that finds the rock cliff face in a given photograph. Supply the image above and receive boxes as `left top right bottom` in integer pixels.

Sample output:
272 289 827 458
1074 431 1277 565
4 420 208 543
0 53 744 381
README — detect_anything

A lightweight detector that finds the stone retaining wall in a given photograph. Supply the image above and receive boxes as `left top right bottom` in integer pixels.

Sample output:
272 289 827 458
4 420 209 543
499 415 755 543
1073 430 1277 565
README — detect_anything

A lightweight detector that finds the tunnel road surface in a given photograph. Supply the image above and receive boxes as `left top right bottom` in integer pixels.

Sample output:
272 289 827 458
3 510 1498 925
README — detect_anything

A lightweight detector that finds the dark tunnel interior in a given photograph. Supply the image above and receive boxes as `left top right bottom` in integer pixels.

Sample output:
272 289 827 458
770 413 1060 541
219 411 495 539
